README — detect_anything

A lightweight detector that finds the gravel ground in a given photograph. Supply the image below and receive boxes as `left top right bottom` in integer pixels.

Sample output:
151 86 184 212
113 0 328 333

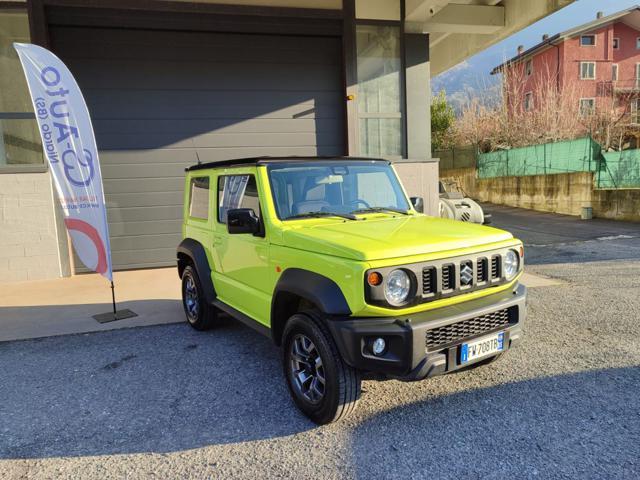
1 209 639 479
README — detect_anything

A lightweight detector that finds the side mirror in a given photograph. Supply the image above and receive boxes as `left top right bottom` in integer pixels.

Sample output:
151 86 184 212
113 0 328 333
410 196 424 213
227 208 261 235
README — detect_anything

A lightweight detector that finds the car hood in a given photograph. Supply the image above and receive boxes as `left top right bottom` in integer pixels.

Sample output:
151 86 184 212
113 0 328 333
281 215 514 261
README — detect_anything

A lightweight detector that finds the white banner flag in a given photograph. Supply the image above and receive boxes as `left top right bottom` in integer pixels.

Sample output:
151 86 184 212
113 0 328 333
14 43 113 282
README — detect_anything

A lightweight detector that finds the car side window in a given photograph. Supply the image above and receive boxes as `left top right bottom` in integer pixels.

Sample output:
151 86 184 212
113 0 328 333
218 174 261 224
189 176 210 220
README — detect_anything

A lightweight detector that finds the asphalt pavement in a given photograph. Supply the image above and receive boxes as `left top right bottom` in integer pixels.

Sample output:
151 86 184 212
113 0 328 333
1 205 639 479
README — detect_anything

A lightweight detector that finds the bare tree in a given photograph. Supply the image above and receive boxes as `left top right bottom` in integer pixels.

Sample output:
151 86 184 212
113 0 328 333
451 63 627 152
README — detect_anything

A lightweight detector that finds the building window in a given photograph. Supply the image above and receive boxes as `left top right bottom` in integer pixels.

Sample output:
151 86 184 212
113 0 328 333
613 37 620 49
356 24 403 158
580 62 596 80
0 8 44 173
524 92 533 111
637 37 640 49
525 59 533 77
579 98 595 116
217 174 260 224
631 99 640 124
188 177 210 220
580 35 596 46
612 64 619 82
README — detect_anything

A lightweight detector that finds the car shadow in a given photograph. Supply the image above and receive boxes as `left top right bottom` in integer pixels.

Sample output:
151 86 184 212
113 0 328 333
2 308 638 470
349 366 640 478
0 317 317 459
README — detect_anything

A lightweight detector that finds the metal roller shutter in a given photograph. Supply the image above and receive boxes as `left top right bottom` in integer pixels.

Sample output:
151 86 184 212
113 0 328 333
50 26 344 270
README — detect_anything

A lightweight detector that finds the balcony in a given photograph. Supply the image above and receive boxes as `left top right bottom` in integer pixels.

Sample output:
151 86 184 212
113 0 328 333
598 80 640 96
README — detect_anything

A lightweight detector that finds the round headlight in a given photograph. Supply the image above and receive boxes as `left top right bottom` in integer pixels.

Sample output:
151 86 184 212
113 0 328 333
504 249 520 279
384 269 412 306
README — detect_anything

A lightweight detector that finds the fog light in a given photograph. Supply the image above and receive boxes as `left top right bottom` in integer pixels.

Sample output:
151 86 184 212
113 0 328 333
372 338 386 356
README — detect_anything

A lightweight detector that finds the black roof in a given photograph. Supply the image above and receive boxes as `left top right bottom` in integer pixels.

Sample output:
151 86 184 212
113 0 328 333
185 156 390 172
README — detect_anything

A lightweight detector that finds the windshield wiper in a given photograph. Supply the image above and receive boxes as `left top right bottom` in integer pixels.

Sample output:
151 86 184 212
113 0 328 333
351 207 410 216
286 211 358 221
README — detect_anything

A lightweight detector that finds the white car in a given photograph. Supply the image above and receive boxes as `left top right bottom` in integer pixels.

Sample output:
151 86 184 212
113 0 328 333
439 180 491 224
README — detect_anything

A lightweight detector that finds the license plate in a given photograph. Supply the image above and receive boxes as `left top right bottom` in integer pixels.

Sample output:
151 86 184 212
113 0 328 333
460 332 504 364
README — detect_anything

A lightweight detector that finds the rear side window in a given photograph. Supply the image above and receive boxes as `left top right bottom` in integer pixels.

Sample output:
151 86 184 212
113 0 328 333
218 174 261 224
189 176 210 220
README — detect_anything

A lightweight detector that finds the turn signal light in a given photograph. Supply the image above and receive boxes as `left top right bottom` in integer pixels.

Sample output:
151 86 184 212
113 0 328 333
520 245 525 258
367 271 382 286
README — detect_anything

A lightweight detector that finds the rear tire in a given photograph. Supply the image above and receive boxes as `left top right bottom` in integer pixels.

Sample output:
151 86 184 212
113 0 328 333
283 311 361 424
181 265 217 331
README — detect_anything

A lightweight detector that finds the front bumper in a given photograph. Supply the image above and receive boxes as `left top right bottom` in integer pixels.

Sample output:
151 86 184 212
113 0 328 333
325 283 526 381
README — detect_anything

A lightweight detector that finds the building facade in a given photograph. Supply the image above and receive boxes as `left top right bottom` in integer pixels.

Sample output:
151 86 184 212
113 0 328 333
0 0 572 283
493 7 640 122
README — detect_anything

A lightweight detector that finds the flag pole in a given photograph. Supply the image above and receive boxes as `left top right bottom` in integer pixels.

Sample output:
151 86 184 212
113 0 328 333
13 42 136 324
94 277 136 323
111 281 117 316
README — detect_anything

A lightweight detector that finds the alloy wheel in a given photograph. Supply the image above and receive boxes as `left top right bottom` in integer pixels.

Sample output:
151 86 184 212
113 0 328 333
289 334 326 404
184 275 199 322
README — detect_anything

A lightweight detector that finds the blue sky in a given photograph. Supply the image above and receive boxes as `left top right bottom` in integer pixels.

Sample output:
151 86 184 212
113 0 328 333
432 0 640 105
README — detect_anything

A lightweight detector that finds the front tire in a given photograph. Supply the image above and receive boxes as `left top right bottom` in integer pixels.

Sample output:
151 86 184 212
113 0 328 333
181 265 217 331
283 311 361 424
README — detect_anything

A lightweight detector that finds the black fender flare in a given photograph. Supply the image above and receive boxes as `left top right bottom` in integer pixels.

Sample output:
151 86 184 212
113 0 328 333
271 268 351 344
273 268 351 315
176 238 216 305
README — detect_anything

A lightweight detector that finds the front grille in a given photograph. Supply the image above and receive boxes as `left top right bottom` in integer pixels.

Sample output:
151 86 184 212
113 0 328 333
425 308 511 351
422 267 436 295
477 258 488 283
491 256 501 280
406 249 511 304
442 264 455 291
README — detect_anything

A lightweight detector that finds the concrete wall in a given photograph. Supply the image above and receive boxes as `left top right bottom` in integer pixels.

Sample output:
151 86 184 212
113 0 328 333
441 167 640 222
0 172 65 283
395 160 440 216
592 188 640 222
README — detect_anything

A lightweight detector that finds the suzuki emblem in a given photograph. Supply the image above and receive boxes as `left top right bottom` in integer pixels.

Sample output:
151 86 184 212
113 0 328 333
460 263 473 286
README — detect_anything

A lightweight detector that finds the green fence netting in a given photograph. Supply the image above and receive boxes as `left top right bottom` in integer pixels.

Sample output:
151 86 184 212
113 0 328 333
597 150 640 189
435 145 477 170
477 137 600 179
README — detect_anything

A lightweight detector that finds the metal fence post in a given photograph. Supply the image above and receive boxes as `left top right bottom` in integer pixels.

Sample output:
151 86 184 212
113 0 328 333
506 149 509 176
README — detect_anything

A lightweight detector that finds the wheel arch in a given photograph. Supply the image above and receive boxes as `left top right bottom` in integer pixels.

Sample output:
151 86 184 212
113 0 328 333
271 268 351 345
177 238 216 305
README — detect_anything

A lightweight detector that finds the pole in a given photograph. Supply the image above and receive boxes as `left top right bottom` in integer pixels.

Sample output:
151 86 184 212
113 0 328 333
93 278 136 323
111 281 117 317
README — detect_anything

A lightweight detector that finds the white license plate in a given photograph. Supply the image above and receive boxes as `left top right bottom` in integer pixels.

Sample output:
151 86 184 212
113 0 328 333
460 331 504 364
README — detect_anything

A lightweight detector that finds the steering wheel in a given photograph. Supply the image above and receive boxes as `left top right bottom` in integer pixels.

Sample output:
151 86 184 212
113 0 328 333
347 199 371 210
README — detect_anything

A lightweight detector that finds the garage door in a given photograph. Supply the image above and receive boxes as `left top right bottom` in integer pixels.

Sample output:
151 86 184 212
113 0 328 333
50 26 344 270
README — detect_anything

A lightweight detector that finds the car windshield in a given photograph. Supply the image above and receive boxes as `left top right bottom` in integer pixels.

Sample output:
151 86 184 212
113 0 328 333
267 161 410 220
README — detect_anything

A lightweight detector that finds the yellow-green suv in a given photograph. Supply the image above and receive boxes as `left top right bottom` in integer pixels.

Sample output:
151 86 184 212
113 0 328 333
177 157 525 424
